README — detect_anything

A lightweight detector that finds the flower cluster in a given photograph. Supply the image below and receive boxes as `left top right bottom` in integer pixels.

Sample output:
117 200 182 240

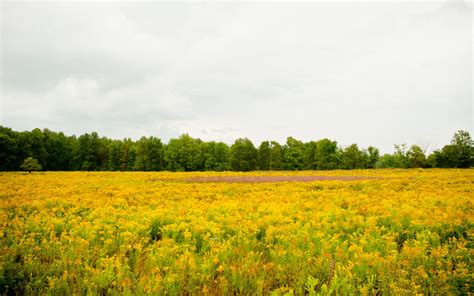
0 169 472 294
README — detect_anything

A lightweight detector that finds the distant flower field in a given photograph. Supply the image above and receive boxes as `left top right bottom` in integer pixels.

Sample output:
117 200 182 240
1 169 473 295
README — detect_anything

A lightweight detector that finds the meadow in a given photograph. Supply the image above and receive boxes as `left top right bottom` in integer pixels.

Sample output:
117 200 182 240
1 169 473 295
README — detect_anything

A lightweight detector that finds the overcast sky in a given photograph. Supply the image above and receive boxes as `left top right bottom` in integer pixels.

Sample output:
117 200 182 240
1 1 472 153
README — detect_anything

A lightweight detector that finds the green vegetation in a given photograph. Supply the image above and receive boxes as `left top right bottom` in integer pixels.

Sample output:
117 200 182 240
0 170 473 294
19 157 42 173
0 126 472 171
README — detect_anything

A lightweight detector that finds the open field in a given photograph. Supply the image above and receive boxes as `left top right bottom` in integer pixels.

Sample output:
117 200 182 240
1 169 473 295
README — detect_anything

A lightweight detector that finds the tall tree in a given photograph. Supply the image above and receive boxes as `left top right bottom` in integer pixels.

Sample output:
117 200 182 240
134 136 165 171
108 140 123 171
449 130 474 168
258 140 284 170
407 145 427 168
74 132 102 170
366 146 380 169
393 144 409 168
269 141 283 170
119 138 134 171
42 129 73 171
164 134 202 171
282 137 306 170
313 138 339 170
258 141 271 170
201 141 230 171
19 128 48 169
230 138 258 171
0 126 20 170
340 144 368 169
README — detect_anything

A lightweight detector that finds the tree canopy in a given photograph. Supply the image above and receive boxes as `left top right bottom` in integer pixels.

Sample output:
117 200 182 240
0 126 472 171
230 138 258 171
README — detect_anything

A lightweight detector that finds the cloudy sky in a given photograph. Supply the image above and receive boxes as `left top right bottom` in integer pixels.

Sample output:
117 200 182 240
1 1 472 153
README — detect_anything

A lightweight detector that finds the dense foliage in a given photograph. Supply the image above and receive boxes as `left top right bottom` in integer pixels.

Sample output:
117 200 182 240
0 126 472 171
0 170 472 294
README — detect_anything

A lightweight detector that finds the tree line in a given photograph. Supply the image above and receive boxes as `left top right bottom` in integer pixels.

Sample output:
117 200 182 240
0 126 472 172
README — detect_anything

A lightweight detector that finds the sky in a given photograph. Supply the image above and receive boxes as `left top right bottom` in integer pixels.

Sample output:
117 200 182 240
0 0 472 153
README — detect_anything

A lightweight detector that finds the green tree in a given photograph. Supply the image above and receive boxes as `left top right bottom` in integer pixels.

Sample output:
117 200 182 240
269 141 283 170
108 140 123 171
426 152 438 168
74 132 102 170
257 141 271 170
304 141 318 169
164 134 202 171
366 146 380 169
201 141 230 171
437 145 458 168
282 137 306 170
0 126 20 170
230 138 258 171
134 137 165 171
340 144 368 169
376 154 399 168
42 129 73 171
376 144 409 168
20 157 42 173
213 142 231 171
393 144 409 168
257 140 283 170
119 138 134 171
449 130 474 168
18 129 48 169
407 145 426 168
430 131 474 168
314 139 339 170
97 137 110 171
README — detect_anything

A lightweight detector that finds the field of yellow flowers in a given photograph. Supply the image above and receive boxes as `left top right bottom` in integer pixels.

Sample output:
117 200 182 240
1 169 473 295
